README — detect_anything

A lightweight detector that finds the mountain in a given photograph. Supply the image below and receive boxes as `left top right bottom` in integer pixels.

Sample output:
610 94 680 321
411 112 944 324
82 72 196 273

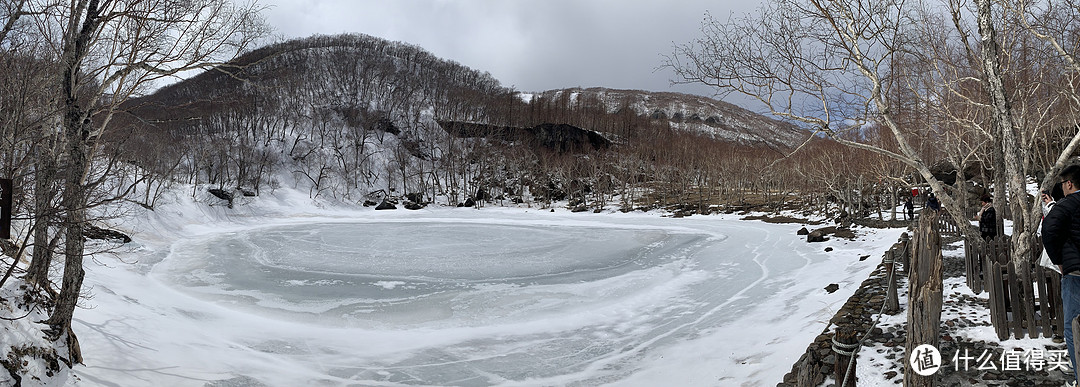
524 87 806 150
112 33 806 210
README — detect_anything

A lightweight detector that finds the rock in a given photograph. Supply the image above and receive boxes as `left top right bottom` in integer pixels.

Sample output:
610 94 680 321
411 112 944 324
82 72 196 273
832 228 856 239
208 188 233 201
405 192 425 204
363 200 377 207
83 224 132 243
375 200 396 210
825 247 834 252
859 255 870 261
825 284 839 293
208 188 234 208
808 230 829 243
884 371 897 379
797 227 810 235
403 201 424 210
436 121 611 152
464 198 476 207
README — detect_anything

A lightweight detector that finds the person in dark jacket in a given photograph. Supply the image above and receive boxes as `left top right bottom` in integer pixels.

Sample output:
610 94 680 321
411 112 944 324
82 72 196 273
926 193 940 211
904 197 914 221
975 195 996 240
1042 164 1080 382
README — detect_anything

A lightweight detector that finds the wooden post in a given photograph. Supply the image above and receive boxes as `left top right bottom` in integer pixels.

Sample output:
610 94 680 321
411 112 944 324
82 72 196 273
1073 315 1080 385
795 351 819 387
1055 272 1066 336
886 247 900 314
833 326 859 386
899 232 911 277
905 209 943 387
987 256 1010 341
1036 264 1052 338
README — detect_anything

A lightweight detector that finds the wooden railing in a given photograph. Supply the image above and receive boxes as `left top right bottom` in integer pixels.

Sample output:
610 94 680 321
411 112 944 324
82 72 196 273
964 237 1063 340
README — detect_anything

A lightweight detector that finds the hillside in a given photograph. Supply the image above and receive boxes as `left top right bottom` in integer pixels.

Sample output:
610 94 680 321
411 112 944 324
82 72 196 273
526 87 805 149
111 33 810 213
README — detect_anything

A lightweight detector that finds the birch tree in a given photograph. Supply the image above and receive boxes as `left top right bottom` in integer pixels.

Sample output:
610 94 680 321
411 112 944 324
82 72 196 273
23 0 267 364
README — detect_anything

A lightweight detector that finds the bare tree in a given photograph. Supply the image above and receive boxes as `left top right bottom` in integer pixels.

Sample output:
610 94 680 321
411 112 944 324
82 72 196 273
667 0 1080 267
22 0 267 364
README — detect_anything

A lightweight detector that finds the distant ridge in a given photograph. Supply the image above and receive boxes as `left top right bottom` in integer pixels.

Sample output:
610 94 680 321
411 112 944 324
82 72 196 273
527 87 806 150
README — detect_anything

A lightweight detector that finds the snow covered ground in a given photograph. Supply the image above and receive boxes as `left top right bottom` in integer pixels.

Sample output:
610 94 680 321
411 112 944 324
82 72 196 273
60 188 907 386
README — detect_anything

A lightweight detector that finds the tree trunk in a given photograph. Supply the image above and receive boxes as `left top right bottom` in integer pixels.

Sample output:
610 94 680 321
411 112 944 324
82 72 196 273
976 0 1032 271
26 133 56 290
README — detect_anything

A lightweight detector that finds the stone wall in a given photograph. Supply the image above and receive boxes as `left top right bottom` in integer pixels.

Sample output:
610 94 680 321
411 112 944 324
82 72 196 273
778 238 907 386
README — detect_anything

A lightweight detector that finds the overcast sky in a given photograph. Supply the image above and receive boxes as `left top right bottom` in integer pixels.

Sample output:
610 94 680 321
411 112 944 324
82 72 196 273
260 0 760 100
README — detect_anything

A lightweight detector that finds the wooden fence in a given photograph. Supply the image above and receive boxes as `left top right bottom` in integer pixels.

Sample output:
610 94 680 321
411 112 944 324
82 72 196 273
935 211 961 236
964 237 1063 340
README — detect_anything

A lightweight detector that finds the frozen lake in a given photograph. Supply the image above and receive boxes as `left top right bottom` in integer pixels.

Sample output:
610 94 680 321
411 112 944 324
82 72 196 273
76 209 903 387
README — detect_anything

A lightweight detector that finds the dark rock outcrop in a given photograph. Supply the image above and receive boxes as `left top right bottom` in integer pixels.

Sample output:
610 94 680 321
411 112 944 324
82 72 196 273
436 120 610 152
528 123 611 152
84 225 132 243
208 188 234 209
375 200 396 210
208 188 232 201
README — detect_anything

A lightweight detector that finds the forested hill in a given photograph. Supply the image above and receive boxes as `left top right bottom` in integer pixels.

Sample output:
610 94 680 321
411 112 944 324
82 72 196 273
113 33 810 211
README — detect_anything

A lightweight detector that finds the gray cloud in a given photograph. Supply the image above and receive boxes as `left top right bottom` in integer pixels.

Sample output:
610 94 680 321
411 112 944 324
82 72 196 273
261 0 758 97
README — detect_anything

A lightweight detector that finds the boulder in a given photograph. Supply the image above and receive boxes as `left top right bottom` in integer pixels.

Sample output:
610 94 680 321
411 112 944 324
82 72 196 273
83 224 132 243
375 200 396 210
825 283 839 294
797 227 810 235
403 201 424 210
807 230 829 243
405 192 425 204
208 188 232 201
208 188 234 209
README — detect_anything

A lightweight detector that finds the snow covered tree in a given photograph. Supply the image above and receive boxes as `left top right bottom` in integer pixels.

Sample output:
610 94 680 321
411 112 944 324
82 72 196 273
15 0 268 364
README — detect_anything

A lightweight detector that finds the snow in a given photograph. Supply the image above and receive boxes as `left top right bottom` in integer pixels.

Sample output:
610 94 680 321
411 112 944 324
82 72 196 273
50 186 911 386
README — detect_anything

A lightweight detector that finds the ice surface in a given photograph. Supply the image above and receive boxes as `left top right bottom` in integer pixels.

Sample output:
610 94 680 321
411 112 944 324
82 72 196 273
156 221 708 328
72 205 905 387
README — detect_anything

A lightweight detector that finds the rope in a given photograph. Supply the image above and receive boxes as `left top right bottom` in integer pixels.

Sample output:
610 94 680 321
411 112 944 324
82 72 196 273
832 336 860 357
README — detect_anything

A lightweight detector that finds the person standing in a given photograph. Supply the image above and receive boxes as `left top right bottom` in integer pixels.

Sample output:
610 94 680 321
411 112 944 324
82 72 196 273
975 195 997 241
926 192 940 212
904 197 914 220
1039 182 1065 273
1042 165 1080 383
